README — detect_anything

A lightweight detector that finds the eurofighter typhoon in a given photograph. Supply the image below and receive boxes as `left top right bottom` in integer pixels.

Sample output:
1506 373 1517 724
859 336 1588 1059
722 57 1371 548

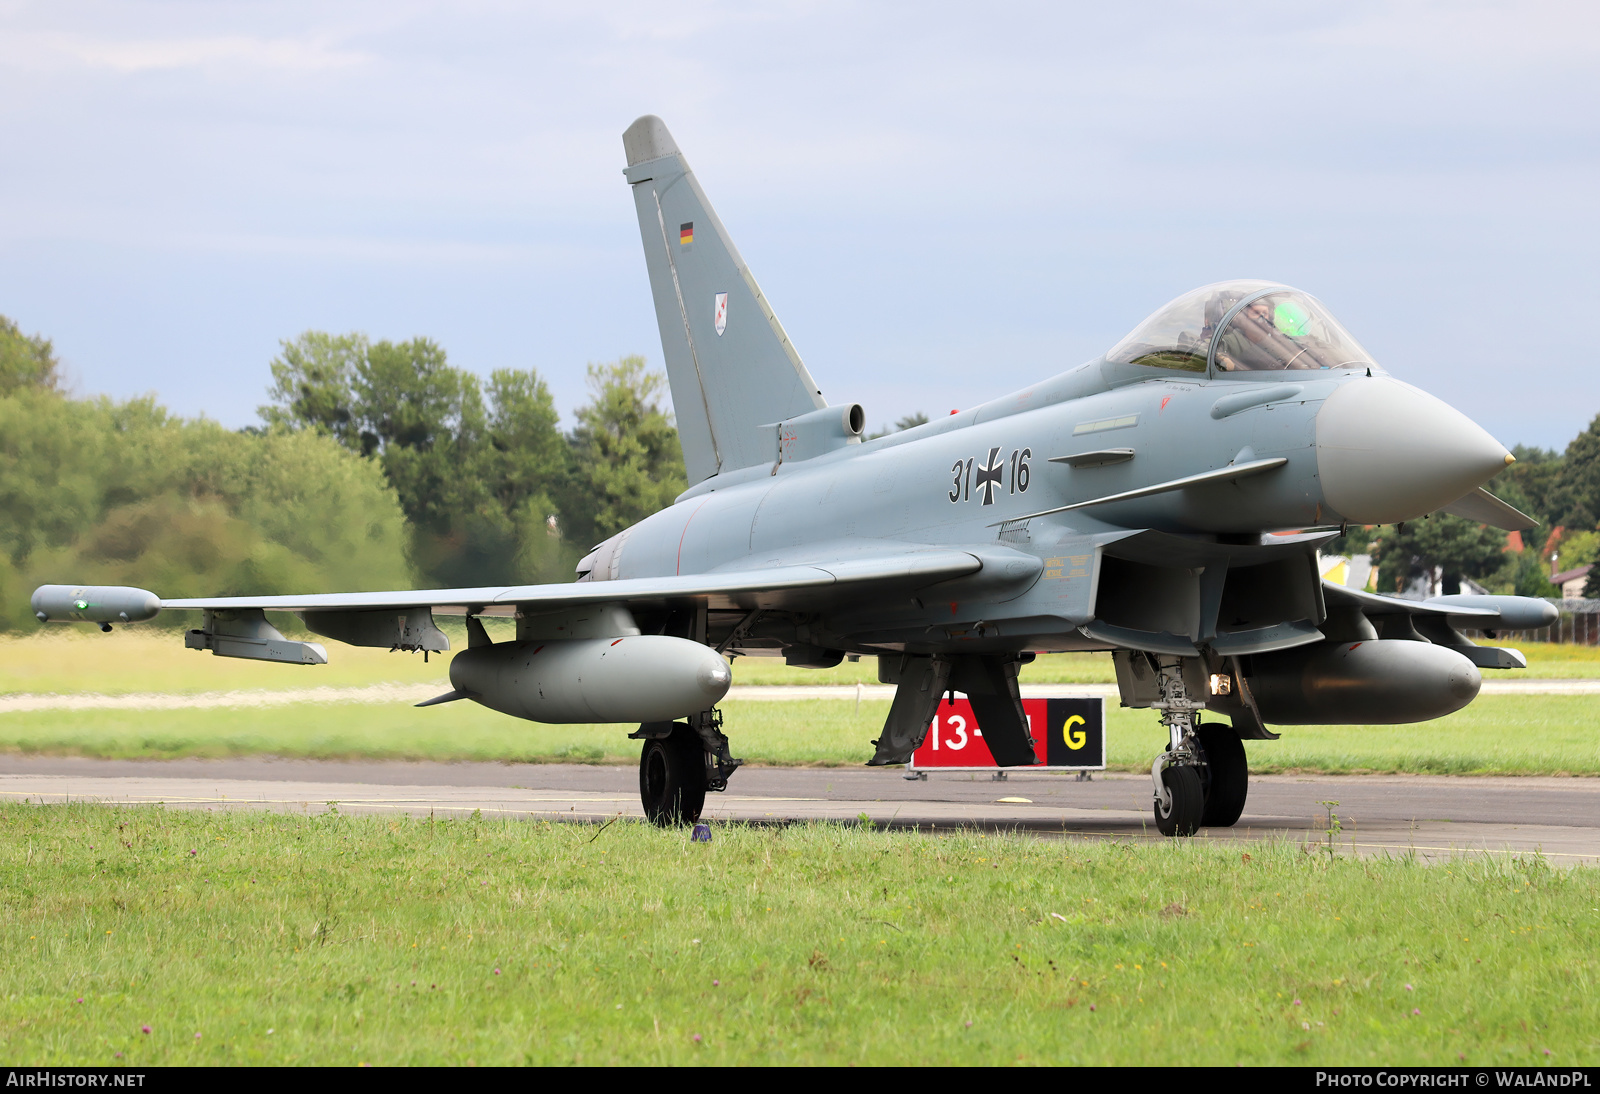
33 116 1558 836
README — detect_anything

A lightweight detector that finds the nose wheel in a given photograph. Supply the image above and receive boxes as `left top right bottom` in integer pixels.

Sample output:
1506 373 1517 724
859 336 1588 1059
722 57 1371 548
1154 764 1204 836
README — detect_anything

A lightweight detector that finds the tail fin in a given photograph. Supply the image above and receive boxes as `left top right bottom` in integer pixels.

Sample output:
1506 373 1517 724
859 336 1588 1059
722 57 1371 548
622 115 826 485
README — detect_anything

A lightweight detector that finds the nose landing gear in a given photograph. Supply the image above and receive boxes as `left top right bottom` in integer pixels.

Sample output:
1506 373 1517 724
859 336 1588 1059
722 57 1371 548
1149 657 1205 836
1147 658 1250 836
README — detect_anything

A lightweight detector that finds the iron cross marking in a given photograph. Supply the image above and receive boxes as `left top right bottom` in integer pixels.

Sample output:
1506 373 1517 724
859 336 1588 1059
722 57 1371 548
975 447 1005 504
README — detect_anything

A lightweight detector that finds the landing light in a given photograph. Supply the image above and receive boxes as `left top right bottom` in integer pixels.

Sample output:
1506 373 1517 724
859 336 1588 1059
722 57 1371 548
1208 674 1232 696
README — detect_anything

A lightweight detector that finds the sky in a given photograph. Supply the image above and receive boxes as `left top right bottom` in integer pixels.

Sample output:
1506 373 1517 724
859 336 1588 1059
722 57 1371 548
1 0 1596 449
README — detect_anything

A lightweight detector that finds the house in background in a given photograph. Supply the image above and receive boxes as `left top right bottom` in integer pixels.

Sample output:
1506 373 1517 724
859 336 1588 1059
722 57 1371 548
1551 565 1594 599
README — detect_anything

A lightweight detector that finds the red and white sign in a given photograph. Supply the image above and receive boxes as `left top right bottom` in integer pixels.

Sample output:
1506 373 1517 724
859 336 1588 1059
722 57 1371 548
909 696 1105 771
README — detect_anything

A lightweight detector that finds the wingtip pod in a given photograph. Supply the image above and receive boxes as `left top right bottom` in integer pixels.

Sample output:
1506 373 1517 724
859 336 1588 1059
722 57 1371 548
623 115 679 167
31 584 160 625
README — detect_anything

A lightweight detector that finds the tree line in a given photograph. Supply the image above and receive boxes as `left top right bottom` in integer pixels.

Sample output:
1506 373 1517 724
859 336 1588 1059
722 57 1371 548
0 318 687 630
257 332 685 588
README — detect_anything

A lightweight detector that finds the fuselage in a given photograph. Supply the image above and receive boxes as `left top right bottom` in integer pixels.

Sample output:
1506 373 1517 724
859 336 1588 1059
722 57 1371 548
582 356 1508 661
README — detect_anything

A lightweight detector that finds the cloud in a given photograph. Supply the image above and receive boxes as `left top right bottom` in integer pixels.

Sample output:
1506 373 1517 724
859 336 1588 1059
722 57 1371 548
3 29 370 75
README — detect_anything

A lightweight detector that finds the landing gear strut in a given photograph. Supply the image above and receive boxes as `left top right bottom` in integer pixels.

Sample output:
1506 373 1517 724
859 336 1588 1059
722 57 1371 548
1150 657 1205 837
1148 658 1250 836
633 708 742 826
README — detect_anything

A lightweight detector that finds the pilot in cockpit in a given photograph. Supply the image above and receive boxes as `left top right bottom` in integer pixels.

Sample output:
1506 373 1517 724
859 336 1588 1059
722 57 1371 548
1213 297 1283 371
1213 294 1355 371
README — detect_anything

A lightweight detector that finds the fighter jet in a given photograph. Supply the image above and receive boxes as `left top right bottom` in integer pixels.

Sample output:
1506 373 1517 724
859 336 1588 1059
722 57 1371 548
32 115 1558 837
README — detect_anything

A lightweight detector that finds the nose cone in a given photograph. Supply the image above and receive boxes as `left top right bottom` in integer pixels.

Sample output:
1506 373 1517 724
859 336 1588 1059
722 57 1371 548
1316 376 1511 525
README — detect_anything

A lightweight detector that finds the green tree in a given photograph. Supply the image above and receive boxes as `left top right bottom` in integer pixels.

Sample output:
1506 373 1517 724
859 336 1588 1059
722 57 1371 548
259 332 366 450
258 332 573 587
560 357 686 549
1510 549 1560 598
1558 530 1600 569
1368 514 1509 595
354 338 492 532
485 369 570 582
0 315 60 395
1491 444 1562 526
0 385 413 631
1548 414 1600 533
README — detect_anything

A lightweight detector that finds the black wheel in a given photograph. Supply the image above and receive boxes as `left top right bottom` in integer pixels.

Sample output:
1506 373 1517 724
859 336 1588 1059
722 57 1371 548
1196 724 1249 828
639 722 706 826
1154 764 1204 837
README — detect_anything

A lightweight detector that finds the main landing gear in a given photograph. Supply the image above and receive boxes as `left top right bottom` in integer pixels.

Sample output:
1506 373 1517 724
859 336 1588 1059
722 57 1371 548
1149 658 1249 836
632 708 742 826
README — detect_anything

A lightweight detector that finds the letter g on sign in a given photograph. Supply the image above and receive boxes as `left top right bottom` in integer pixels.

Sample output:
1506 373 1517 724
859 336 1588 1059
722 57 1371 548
1063 715 1086 751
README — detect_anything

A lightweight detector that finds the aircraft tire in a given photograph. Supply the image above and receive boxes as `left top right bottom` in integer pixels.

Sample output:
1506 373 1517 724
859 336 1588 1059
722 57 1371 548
1197 724 1249 828
1154 764 1203 837
639 723 707 826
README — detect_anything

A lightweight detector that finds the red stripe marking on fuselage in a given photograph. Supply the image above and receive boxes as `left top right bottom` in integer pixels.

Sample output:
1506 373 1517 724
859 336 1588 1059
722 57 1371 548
676 498 712 575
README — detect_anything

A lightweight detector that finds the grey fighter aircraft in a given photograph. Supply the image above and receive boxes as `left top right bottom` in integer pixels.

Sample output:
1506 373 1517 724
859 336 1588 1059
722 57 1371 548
32 115 1558 837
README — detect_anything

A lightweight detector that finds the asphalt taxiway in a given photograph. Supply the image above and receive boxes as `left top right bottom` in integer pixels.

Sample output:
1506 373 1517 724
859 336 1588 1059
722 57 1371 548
2 756 1595 864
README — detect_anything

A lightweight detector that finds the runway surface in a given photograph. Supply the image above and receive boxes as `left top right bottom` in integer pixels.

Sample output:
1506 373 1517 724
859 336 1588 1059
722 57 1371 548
2 755 1595 864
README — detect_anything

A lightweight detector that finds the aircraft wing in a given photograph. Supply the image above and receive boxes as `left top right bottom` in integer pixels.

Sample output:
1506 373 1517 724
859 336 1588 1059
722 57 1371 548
1321 582 1496 619
1321 580 1558 670
34 548 983 623
1322 581 1556 628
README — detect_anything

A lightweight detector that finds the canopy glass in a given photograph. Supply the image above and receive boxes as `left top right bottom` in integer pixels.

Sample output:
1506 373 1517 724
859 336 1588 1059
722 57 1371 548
1106 280 1377 376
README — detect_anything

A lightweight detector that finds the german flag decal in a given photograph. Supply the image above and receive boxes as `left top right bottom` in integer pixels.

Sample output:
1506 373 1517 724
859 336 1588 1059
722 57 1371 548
679 222 693 245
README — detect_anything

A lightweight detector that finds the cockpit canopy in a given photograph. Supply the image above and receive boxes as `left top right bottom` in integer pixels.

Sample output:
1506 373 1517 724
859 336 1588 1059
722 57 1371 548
1105 280 1377 376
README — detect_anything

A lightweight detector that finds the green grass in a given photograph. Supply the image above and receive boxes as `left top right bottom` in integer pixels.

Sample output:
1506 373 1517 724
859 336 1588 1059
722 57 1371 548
6 632 1596 697
1 695 1597 776
0 804 1594 1065
3 630 1596 776
1499 641 1600 680
1 629 463 696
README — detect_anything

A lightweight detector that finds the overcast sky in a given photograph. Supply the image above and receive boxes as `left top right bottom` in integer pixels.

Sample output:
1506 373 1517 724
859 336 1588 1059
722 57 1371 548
1 1 1596 449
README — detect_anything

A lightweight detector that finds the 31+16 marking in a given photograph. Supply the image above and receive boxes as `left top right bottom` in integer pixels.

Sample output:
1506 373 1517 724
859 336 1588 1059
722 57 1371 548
950 446 1030 505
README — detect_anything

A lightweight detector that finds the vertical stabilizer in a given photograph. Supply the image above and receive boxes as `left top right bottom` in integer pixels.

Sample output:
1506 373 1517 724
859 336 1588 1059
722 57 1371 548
622 115 826 485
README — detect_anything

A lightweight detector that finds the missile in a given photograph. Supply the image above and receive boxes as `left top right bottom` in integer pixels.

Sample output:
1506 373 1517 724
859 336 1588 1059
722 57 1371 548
32 585 160 626
448 635 733 724
1246 639 1480 725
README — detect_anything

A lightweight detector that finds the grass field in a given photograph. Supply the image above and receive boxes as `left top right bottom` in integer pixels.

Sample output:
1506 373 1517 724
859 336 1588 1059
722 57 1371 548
1 694 1597 776
5 631 1597 697
3 631 1598 776
1 804 1593 1065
